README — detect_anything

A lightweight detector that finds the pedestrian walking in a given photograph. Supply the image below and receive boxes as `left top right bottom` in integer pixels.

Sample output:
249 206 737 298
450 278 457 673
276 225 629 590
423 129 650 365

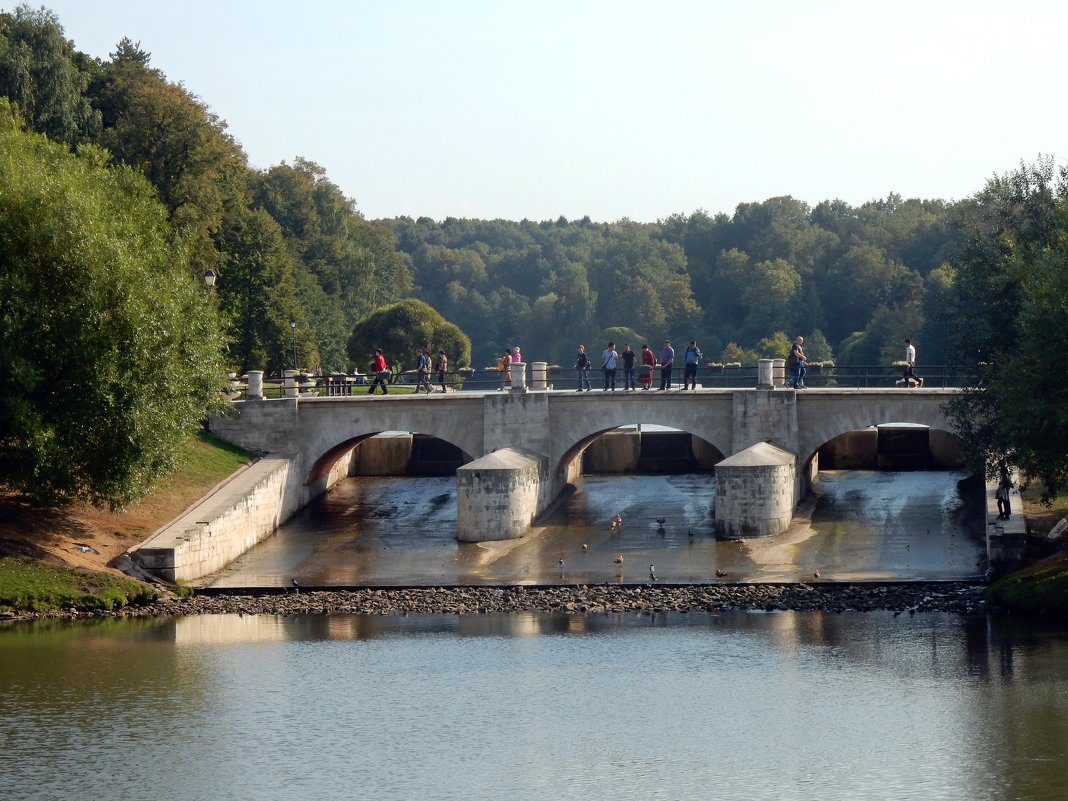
367 348 389 395
996 462 1013 519
415 348 433 394
497 348 512 390
903 338 921 387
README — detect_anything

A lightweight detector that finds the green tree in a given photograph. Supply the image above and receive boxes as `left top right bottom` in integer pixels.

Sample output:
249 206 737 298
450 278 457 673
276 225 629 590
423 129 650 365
0 111 227 507
215 206 310 373
0 5 100 145
347 299 471 373
946 159 1068 497
94 44 246 273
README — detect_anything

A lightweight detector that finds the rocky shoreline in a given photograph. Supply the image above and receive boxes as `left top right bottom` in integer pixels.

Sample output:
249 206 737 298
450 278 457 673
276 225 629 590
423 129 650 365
2 581 993 622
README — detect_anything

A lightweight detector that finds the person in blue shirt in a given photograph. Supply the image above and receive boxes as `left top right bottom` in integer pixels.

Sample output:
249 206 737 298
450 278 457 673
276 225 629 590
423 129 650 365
600 342 619 391
658 340 675 390
683 340 702 390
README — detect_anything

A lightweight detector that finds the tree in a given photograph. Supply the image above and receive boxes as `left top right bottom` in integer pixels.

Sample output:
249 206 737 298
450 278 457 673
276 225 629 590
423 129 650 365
94 45 246 273
0 5 100 145
215 206 310 373
347 299 471 373
945 158 1068 497
0 110 227 507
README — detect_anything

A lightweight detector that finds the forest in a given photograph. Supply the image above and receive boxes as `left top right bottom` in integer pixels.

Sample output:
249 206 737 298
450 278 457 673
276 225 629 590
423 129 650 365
2 3 1067 505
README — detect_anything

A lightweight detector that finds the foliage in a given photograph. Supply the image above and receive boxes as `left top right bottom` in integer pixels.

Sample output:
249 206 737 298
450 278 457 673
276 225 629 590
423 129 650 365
0 5 100 145
347 299 471 372
0 557 157 611
985 553 1068 616
215 205 310 372
944 158 1068 498
0 117 228 508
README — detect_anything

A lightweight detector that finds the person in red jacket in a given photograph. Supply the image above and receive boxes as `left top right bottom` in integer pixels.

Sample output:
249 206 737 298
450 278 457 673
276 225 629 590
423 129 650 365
640 343 656 389
367 348 389 394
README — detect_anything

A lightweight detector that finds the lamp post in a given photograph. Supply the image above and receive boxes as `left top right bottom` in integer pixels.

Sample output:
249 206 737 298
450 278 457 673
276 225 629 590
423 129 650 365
290 320 297 371
203 269 217 289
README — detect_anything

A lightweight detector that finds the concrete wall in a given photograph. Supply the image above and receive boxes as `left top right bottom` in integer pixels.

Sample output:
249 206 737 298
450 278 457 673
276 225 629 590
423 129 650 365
350 433 413 475
583 430 641 472
133 455 304 582
714 442 796 539
456 447 549 542
819 428 879 469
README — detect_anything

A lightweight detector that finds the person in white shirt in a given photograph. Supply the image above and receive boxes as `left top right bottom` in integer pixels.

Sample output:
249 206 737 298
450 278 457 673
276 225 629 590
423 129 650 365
903 338 921 387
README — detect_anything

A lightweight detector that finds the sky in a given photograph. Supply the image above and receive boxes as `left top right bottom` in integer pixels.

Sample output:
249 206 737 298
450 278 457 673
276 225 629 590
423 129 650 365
16 0 1068 222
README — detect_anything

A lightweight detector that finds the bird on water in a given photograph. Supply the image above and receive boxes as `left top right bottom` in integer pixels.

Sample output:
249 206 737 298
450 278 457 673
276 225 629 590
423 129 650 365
649 565 657 582
715 569 727 578
614 555 625 564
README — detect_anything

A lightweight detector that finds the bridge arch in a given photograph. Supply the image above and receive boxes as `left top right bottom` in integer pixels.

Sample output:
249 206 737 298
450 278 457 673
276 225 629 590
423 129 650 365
547 397 733 475
797 395 957 465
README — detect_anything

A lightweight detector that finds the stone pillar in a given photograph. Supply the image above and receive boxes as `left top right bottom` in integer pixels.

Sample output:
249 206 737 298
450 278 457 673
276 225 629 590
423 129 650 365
531 361 548 390
247 371 264 400
757 359 774 390
510 361 528 391
714 441 796 538
283 369 299 398
456 447 549 541
772 358 786 387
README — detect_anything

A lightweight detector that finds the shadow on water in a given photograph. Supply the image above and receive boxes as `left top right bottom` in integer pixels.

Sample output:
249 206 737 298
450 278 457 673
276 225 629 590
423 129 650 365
206 468 986 588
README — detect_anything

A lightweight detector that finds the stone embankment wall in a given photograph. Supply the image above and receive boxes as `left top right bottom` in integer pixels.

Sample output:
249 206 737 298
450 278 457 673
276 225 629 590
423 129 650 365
133 456 304 582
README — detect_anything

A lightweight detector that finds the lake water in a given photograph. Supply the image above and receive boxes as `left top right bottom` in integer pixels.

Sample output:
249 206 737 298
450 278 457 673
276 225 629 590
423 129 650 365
3 610 1068 800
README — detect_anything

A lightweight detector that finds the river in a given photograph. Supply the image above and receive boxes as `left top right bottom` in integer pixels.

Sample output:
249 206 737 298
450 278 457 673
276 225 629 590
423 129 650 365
206 469 986 587
4 470 1061 801
3 610 1068 800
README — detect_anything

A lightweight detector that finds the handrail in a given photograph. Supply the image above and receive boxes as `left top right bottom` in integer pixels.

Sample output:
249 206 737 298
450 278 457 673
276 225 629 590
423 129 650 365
229 364 977 399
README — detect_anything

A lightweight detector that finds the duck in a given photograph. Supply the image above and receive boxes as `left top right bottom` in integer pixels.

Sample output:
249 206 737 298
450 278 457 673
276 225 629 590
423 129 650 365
715 569 727 578
654 517 666 527
582 543 589 552
649 565 657 581
614 514 624 525
558 558 565 569
813 570 821 579
613 554 625 564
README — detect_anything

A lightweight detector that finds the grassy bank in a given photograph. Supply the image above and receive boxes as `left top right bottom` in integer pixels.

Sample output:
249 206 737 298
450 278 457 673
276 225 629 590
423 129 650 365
986 484 1068 615
0 430 253 613
0 557 157 611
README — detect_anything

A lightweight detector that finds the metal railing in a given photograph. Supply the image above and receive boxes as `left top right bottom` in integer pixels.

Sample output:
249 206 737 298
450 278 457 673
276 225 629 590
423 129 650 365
224 364 977 399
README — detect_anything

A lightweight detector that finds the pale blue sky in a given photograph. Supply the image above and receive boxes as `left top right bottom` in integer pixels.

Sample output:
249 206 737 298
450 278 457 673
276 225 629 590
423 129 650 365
17 0 1068 221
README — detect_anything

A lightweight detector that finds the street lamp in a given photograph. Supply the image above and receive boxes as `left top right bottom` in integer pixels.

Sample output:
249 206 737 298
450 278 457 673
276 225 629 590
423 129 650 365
203 269 217 289
290 320 297 371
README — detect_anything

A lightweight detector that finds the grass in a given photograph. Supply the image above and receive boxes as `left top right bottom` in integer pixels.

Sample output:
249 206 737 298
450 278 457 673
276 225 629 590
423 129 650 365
0 557 157 612
0 429 253 613
986 553 1068 615
987 484 1068 615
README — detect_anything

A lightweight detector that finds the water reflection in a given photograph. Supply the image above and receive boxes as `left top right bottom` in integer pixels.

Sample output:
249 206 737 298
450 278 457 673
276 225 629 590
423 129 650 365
208 470 985 588
4 612 1068 800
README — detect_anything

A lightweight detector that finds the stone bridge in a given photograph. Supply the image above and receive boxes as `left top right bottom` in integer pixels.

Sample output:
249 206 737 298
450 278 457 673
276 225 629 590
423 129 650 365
206 386 960 543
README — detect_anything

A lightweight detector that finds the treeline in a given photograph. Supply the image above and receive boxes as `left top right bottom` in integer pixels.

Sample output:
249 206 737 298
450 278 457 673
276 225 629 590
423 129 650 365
4 5 1068 505
0 6 408 374
386 196 959 368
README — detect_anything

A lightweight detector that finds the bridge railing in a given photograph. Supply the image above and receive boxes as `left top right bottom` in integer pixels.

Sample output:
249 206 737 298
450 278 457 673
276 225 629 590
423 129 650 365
225 365 978 398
